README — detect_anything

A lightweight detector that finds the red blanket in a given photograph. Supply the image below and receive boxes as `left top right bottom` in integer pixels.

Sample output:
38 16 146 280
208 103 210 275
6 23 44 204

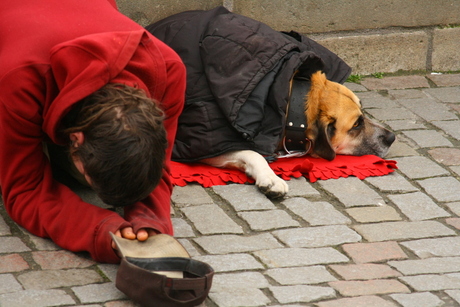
170 155 397 187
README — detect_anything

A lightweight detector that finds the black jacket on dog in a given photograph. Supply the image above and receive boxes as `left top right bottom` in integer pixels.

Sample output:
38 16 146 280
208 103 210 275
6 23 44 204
146 6 351 162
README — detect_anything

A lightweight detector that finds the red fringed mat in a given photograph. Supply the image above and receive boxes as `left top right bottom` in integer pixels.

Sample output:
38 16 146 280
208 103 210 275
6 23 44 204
170 155 397 187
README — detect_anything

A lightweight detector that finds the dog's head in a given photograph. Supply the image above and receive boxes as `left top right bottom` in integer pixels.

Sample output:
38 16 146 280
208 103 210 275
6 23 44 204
305 71 395 161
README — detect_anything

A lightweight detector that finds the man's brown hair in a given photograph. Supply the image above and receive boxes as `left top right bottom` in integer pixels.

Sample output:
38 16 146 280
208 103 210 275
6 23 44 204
64 84 167 207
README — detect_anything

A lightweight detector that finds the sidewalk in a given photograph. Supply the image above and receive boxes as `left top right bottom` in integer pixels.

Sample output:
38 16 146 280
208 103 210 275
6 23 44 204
1 73 460 307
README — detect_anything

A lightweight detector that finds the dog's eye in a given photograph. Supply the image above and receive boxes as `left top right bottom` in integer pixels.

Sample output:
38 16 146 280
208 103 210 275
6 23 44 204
351 117 364 130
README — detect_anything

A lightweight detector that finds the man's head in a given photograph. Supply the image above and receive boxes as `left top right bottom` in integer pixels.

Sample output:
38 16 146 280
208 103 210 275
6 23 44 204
64 84 167 207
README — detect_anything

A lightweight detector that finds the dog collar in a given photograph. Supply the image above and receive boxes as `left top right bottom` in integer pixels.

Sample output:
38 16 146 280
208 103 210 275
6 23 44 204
279 78 312 157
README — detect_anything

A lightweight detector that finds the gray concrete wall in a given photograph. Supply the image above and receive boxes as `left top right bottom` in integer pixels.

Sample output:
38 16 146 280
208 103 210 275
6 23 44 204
116 0 460 75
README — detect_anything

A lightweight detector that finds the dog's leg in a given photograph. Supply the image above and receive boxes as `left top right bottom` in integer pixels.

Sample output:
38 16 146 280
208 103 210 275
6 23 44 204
201 150 289 198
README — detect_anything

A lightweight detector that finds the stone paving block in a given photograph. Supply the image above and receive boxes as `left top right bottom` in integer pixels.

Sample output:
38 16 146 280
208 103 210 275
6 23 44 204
365 172 418 192
18 269 104 290
212 185 276 211
397 98 458 121
181 204 243 235
427 74 460 87
417 177 460 202
172 218 195 238
286 177 321 198
386 140 419 158
345 82 368 92
401 236 460 258
193 254 264 273
270 285 336 304
399 273 460 291
428 148 460 166
447 201 460 216
282 198 351 225
105 301 136 307
329 263 402 280
446 289 460 305
238 209 300 231
32 250 95 270
356 91 385 101
388 89 429 100
211 272 269 291
345 206 402 223
0 289 75 307
0 254 29 273
361 76 430 90
451 166 460 177
177 239 200 257
403 130 453 148
319 177 385 207
389 292 444 307
432 27 460 72
316 295 398 307
389 257 460 275
209 287 270 307
446 218 460 230
172 184 214 207
425 86 460 103
329 279 410 297
431 120 460 140
273 225 361 248
385 119 426 131
387 192 451 221
22 230 60 251
365 107 418 121
254 247 349 268
361 95 400 109
72 282 126 304
449 103 460 113
0 237 31 254
0 273 23 294
353 221 456 242
342 241 408 263
396 156 450 179
361 75 430 90
0 215 10 236
266 266 337 285
97 263 118 282
194 233 282 254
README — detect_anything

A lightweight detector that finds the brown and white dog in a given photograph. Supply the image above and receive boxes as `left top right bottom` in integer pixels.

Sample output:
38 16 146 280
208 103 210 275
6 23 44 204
201 71 395 198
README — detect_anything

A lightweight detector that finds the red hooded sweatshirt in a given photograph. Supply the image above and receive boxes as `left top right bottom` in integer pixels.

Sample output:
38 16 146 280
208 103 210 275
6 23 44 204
0 0 185 263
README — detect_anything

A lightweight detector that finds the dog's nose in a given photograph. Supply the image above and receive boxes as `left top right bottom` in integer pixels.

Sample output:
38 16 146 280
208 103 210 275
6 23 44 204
384 130 396 146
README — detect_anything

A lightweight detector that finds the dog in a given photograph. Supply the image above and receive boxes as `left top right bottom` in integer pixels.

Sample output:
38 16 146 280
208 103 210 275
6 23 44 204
200 71 395 198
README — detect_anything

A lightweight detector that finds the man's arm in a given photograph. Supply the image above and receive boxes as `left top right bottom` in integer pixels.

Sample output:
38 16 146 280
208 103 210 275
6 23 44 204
123 42 186 235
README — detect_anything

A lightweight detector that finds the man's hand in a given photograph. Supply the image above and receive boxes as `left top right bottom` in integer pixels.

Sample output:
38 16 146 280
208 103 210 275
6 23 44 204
111 227 158 254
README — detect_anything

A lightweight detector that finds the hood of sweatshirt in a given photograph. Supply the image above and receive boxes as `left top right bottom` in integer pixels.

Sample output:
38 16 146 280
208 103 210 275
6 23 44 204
43 29 166 144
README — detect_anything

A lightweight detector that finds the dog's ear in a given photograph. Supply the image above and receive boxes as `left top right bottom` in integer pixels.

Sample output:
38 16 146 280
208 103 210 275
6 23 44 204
306 118 336 161
311 120 336 161
305 71 336 161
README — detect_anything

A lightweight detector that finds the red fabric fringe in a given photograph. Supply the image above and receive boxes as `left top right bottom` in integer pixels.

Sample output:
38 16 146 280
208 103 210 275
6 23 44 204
170 155 398 187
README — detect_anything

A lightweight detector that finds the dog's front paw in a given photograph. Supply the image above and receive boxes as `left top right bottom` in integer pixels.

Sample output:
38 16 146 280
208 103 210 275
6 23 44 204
256 175 289 198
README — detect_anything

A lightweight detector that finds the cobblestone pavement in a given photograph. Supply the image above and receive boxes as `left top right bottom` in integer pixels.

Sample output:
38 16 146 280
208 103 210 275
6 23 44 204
1 73 460 307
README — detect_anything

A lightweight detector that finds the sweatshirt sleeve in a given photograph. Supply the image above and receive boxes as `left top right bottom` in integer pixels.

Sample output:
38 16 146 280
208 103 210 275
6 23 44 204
123 47 186 234
0 94 129 263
